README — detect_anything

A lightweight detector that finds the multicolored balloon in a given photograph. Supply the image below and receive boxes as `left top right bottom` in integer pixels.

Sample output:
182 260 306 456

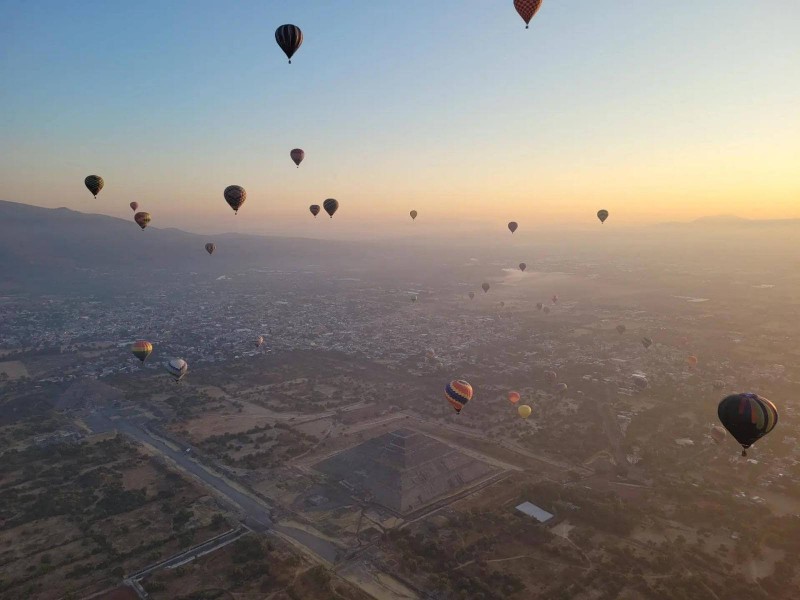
514 0 543 29
410 210 418 221
631 374 649 390
597 209 609 224
134 212 151 230
255 335 264 348
290 148 305 167
641 337 653 349
129 202 138 212
275 24 303 63
224 185 246 214
165 358 188 382
205 243 216 255
84 175 104 198
518 405 532 419
131 340 153 363
411 295 418 303
717 393 778 456
323 198 339 218
519 263 527 272
309 204 320 218
482 283 490 293
445 380 473 414
508 391 521 404
508 221 518 234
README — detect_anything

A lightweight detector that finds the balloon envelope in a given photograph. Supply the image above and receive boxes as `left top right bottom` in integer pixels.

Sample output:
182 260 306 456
445 380 473 414
514 0 543 28
131 340 152 363
545 370 557 384
205 243 215 255
224 186 246 214
309 204 320 217
129 202 138 212
469 292 475 300
641 337 653 349
275 24 303 63
290 148 304 167
482 283 490 293
165 358 188 382
508 391 521 404
134 212 151 230
519 263 526 272
616 325 626 335
255 335 264 348
597 209 609 223
410 210 418 221
718 393 778 455
508 221 518 234
323 198 339 218
518 405 532 419
84 175 104 198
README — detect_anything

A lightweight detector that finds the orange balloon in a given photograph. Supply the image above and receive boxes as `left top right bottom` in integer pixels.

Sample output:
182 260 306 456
508 391 521 404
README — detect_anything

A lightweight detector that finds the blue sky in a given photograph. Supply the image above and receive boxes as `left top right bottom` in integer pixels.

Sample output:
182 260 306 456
1 1 798 237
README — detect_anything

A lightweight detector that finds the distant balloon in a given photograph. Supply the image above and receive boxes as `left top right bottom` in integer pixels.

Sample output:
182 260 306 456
129 202 138 212
514 0 543 29
482 283 490 293
545 370 557 384
410 210 418 221
290 148 305 167
134 212 151 230
508 221 518 234
224 185 246 214
641 337 653 349
275 24 303 63
519 263 527 272
131 340 152 363
309 204 320 218
508 391 521 404
323 198 339 218
411 295 418 303
631 374 649 390
518 405 532 419
84 175 104 198
543 306 551 314
499 301 505 308
551 294 559 304
597 209 609 224
616 324 627 335
555 382 568 395
469 292 475 300
536 302 543 311
687 355 698 370
255 335 264 348
445 380 473 414
718 393 778 456
205 243 216 255
712 380 726 391
165 358 188 382
710 425 727 445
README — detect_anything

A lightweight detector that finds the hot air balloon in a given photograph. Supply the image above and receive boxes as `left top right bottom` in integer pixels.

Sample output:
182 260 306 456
717 393 778 456
545 370 557 384
555 383 568 395
411 295 418 303
616 325 627 335
255 335 264 348
309 204 320 218
641 337 653 349
687 355 698 370
543 306 551 314
131 340 152 363
519 263 527 272
410 210 418 221
275 24 303 63
508 391 521 404
426 349 436 360
129 202 138 212
551 294 559 304
518 405 532 419
205 243 216 255
134 212 151 230
508 222 518 234
165 358 188 382
597 209 609 224
710 425 727 445
323 198 339 218
224 185 246 214
84 175 103 198
482 283 490 293
631 374 649 390
445 380 473 414
712 380 725 391
499 301 505 308
536 302 543 311
514 0 543 29
290 148 305 167
469 292 475 300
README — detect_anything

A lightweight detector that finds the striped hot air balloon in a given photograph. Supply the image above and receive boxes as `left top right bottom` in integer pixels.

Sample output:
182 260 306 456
165 358 188 382
131 340 152 363
445 380 473 414
205 243 216 255
514 0 543 29
134 212 151 230
718 393 778 456
323 198 339 218
224 186 246 214
275 24 303 63
84 175 104 198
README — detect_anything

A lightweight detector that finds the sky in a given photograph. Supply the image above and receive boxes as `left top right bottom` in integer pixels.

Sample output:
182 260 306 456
1 0 799 238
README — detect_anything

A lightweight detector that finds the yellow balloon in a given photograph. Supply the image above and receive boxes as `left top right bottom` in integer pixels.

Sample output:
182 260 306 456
518 405 532 419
